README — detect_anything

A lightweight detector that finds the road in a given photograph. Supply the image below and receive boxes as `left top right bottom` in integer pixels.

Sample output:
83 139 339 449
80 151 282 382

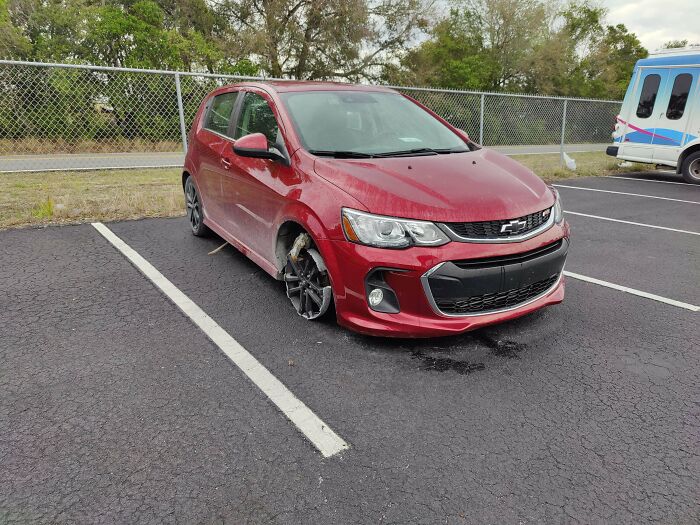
1 173 698 523
0 144 610 172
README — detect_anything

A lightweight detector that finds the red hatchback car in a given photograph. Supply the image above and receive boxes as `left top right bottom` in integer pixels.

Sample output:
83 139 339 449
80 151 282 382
183 81 569 337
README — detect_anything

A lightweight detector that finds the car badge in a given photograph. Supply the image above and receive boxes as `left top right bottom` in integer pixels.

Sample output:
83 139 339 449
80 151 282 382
500 219 528 235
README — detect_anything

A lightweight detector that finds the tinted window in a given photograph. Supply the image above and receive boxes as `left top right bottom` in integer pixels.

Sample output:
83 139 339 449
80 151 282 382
204 92 238 136
636 74 660 119
667 74 692 120
234 93 279 145
280 91 467 154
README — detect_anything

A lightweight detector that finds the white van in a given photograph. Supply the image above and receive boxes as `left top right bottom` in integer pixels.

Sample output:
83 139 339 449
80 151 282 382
607 47 700 184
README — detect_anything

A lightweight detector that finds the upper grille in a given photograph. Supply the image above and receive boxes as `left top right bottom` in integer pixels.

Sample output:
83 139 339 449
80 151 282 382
443 208 551 239
435 274 559 315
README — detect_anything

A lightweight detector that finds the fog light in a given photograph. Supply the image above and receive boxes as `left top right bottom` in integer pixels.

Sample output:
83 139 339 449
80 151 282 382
368 288 384 307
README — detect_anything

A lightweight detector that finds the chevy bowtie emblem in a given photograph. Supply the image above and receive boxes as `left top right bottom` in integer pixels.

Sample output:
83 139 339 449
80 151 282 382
500 219 528 235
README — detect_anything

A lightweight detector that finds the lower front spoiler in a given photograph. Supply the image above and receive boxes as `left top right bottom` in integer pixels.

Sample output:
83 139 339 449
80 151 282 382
336 276 565 338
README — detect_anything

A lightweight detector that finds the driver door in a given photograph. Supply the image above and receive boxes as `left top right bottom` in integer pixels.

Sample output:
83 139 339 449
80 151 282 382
221 90 296 263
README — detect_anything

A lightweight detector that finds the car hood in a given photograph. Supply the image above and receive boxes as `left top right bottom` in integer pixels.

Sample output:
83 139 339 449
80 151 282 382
313 149 554 222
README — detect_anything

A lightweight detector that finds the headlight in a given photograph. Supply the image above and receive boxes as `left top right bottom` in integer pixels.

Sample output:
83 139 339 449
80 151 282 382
341 208 450 248
552 188 564 223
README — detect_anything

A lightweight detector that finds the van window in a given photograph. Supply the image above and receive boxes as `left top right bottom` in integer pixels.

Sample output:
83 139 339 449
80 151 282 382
636 74 661 119
204 92 238 136
666 74 692 120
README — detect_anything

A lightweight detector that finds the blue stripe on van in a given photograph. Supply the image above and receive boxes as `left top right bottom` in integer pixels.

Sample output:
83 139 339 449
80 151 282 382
621 129 696 147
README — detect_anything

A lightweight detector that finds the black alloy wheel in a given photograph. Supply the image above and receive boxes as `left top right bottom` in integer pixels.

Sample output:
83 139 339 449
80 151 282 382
185 177 209 236
284 248 332 320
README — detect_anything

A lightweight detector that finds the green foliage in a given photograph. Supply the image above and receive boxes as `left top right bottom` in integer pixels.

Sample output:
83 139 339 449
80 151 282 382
0 0 651 151
389 0 648 100
662 39 689 49
32 196 54 218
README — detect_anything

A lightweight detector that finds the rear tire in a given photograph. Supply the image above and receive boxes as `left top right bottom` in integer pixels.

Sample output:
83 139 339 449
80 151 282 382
184 176 210 236
680 151 700 184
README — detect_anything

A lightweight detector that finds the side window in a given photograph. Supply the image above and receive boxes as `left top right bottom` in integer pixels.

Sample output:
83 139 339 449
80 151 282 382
234 92 279 145
203 91 238 136
667 74 692 120
636 74 661 119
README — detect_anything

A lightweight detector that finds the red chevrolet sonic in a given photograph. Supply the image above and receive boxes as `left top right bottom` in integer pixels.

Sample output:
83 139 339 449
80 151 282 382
183 81 569 337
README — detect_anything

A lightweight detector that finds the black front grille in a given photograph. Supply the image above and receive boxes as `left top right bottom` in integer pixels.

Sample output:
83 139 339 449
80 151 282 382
453 240 563 269
444 208 551 239
435 274 559 315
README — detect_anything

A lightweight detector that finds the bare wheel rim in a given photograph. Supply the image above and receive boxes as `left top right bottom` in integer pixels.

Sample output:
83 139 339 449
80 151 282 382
690 158 700 180
284 248 332 320
185 179 201 231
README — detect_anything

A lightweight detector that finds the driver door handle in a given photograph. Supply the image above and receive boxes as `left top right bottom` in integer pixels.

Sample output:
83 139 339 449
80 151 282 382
221 157 232 170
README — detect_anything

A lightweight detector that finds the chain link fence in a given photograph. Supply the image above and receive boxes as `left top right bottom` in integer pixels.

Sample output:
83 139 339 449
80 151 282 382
0 60 620 172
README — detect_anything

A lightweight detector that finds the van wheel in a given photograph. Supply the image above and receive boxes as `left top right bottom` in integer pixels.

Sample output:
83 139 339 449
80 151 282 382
184 176 210 236
681 152 700 184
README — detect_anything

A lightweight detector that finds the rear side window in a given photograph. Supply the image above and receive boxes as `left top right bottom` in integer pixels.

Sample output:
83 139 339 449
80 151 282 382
636 74 660 119
666 74 692 120
204 92 238 136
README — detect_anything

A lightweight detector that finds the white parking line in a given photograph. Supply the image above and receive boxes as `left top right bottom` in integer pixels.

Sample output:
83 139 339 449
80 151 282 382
564 210 700 236
92 222 349 458
553 184 700 204
564 271 699 312
604 176 697 186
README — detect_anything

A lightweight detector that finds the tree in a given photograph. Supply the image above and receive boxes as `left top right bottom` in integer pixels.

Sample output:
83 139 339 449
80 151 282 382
662 39 688 49
524 3 647 99
392 0 551 90
2 0 253 73
0 0 30 58
215 0 434 80
395 0 647 99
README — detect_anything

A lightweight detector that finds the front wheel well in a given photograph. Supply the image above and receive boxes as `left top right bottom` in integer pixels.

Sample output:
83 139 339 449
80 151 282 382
275 221 310 275
678 145 700 173
182 170 191 189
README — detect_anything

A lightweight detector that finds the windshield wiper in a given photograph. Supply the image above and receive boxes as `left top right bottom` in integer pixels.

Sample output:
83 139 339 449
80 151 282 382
308 149 374 159
373 147 467 158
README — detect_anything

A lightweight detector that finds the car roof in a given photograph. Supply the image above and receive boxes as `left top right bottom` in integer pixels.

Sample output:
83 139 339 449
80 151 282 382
225 80 398 94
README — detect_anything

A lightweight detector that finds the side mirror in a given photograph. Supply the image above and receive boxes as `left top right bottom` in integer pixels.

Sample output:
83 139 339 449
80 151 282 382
233 132 289 165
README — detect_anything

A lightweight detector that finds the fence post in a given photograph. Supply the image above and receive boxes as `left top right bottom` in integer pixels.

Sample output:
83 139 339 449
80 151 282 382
560 99 568 166
479 94 485 145
174 72 188 153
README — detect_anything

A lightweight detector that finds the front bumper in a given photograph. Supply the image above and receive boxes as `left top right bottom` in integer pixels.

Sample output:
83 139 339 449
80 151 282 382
324 221 569 337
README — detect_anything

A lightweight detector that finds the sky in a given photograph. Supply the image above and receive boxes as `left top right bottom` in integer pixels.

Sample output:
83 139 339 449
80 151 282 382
601 0 700 52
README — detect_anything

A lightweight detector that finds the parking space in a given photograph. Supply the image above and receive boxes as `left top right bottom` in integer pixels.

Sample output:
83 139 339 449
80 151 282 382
0 225 345 523
2 174 699 523
559 173 700 200
556 182 699 233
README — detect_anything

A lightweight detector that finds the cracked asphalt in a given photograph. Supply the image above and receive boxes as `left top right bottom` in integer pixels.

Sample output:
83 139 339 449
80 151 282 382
1 173 699 524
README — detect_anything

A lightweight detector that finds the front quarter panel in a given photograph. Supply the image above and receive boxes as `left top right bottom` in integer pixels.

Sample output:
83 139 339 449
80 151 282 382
271 150 368 292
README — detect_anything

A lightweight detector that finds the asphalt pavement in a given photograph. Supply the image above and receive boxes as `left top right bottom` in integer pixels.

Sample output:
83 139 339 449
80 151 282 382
1 173 698 523
0 144 609 172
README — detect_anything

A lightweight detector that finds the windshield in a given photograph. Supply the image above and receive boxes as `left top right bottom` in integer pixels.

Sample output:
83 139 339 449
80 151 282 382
280 91 469 157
